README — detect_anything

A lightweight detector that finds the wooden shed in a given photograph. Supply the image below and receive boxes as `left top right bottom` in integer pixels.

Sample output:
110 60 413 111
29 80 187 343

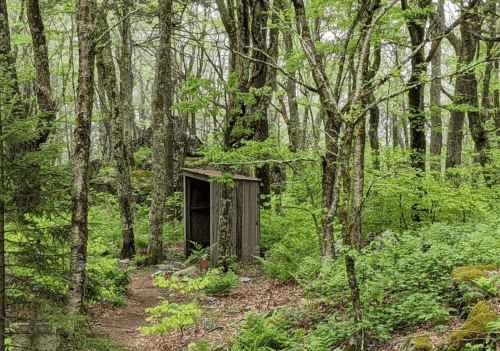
182 168 260 264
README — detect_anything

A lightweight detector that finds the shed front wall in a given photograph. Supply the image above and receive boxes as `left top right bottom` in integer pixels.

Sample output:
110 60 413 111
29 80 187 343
184 172 260 264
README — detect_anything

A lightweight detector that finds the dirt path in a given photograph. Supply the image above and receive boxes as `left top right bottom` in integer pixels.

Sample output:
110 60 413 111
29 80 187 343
90 269 303 351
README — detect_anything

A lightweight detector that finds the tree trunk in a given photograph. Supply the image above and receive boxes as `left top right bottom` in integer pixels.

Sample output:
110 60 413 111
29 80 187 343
118 7 135 167
0 96 5 351
494 60 500 149
0 0 23 121
339 123 364 350
282 1 302 152
402 0 430 172
445 9 480 173
367 43 381 170
253 0 276 210
292 0 342 259
26 0 56 148
66 0 96 316
147 0 173 265
429 0 444 173
96 10 135 260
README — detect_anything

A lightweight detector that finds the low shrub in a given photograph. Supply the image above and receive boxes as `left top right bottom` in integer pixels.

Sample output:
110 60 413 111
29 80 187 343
203 269 240 295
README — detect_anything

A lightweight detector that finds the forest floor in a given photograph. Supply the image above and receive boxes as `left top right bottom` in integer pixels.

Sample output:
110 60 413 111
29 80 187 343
89 256 303 351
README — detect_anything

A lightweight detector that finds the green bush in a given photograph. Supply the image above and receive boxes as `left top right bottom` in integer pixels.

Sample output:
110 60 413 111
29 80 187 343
85 257 131 306
304 318 350 351
203 269 240 295
232 311 300 350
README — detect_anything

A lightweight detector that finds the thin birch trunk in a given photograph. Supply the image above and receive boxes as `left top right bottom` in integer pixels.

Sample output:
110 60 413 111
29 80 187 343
66 0 96 316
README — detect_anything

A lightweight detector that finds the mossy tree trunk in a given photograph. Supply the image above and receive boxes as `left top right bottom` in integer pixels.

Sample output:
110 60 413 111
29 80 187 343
96 9 135 260
147 0 173 265
66 0 97 316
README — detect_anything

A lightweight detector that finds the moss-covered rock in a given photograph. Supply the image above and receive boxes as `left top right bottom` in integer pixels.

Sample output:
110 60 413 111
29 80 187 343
451 265 497 284
437 301 498 351
402 334 431 351
430 316 451 328
130 170 151 194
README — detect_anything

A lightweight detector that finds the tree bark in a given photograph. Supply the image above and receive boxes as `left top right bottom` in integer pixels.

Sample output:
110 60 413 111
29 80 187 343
282 1 302 152
0 0 23 121
118 6 135 167
66 0 96 316
292 0 342 259
402 0 430 172
445 8 480 173
367 43 381 170
96 10 135 260
147 0 173 265
0 93 5 351
429 0 444 173
26 0 56 148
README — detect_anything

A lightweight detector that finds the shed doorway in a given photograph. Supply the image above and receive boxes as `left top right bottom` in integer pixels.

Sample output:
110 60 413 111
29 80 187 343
185 177 211 256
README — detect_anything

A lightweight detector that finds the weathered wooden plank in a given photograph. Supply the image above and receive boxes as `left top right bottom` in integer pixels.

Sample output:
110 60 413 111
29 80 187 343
230 181 238 258
241 181 251 263
255 182 260 261
235 180 243 261
210 181 222 264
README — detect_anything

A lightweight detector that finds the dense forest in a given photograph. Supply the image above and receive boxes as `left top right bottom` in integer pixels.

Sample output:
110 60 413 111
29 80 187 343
1 0 500 350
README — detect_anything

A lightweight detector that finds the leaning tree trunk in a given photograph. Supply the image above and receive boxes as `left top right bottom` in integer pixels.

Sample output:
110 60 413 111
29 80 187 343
66 0 96 316
96 11 135 260
26 0 56 147
147 0 173 265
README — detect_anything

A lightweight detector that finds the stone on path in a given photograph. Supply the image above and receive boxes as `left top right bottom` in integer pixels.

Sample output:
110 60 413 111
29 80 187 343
172 265 199 277
118 258 130 264
240 277 251 282
150 270 163 278
155 264 176 271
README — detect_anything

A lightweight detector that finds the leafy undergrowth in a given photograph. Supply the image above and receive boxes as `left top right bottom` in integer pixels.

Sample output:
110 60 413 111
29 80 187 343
214 213 500 351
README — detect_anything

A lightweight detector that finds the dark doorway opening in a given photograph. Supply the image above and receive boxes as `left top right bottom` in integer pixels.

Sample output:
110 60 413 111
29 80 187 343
186 177 210 256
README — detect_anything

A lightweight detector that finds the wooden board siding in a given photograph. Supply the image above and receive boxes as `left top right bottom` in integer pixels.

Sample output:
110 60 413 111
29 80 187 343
210 180 221 264
234 181 243 261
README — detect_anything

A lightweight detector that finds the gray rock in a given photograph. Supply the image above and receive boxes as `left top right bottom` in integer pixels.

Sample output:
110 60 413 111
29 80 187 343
205 296 216 303
151 270 164 278
118 258 130 264
155 264 176 270
203 318 222 332
240 277 252 282
173 265 199 277
211 345 230 351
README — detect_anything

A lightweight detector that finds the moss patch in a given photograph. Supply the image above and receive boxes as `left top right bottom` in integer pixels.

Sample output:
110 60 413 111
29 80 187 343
130 170 152 194
403 334 431 351
430 316 451 328
451 265 497 284
437 301 498 351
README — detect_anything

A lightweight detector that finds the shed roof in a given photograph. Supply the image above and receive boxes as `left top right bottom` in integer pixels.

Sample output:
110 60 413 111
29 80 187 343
182 168 261 182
